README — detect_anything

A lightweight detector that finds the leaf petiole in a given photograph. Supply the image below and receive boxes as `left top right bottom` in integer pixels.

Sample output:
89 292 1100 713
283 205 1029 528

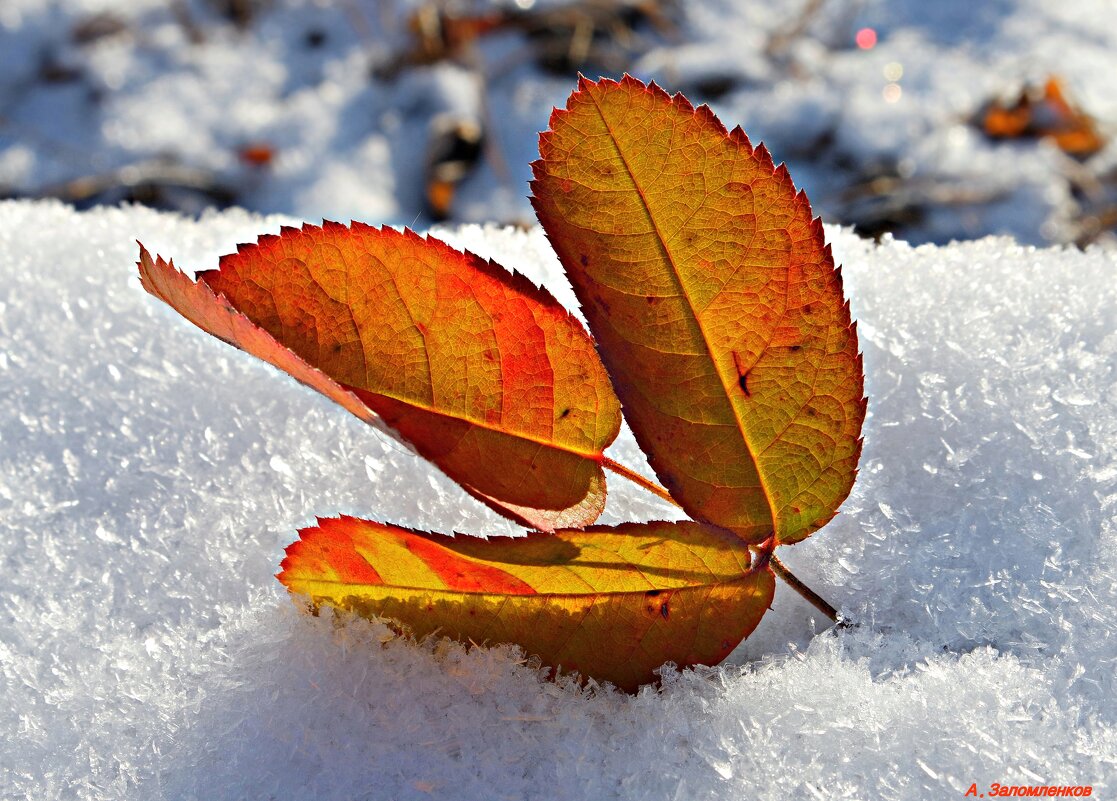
767 555 840 623
600 456 678 507
601 456 840 623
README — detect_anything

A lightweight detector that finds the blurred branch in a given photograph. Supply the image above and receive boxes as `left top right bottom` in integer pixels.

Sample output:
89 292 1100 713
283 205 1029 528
765 0 828 58
375 0 678 79
834 171 1010 240
13 159 237 210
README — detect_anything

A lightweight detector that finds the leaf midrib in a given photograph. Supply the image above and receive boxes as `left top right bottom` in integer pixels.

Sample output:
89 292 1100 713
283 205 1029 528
582 85 778 529
345 383 603 462
287 570 762 598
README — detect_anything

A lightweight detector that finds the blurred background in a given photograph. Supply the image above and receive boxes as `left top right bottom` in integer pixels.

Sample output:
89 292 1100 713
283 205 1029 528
1 0 1115 247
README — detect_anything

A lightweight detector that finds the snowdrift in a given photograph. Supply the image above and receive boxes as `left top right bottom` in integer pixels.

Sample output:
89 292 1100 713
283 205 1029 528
1 201 1114 799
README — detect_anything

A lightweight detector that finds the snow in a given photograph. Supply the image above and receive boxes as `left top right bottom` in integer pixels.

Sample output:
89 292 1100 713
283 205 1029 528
3 0 1117 795
2 0 1117 245
2 200 1115 799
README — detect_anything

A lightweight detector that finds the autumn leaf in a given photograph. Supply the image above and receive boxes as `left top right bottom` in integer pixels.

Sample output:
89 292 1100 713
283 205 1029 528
137 223 621 530
279 516 775 691
980 76 1105 157
138 77 862 688
531 75 865 545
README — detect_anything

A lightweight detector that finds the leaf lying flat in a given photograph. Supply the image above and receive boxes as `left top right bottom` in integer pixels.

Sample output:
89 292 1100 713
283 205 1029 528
138 223 621 531
531 76 866 545
279 517 774 691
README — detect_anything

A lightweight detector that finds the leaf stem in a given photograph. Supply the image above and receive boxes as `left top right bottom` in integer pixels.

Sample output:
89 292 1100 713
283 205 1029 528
600 456 678 507
601 456 840 623
768 555 839 622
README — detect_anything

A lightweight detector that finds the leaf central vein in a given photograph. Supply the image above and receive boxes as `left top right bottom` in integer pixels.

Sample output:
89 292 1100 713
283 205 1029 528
583 85 777 529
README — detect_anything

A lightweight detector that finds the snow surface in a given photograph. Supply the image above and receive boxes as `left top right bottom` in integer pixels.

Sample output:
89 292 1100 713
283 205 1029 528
1 200 1115 799
2 0 1117 246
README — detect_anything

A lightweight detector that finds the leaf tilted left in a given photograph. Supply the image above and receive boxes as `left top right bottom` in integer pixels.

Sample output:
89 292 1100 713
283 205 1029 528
137 223 622 530
279 517 775 691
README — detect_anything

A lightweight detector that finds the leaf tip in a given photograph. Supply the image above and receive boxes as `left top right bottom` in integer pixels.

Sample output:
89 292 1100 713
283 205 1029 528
808 214 825 237
693 103 726 134
215 250 237 273
136 243 156 276
596 74 620 90
644 77 673 102
728 125 752 152
753 142 774 172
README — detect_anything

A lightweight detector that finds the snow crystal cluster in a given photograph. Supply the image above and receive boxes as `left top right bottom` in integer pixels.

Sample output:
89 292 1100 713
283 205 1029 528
0 200 1115 799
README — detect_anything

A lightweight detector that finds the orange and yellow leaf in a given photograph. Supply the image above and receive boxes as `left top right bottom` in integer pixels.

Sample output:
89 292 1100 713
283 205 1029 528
138 223 622 531
279 516 774 691
531 76 865 544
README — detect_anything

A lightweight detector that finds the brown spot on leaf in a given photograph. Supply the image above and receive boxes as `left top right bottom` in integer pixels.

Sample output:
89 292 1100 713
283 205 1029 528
731 351 753 397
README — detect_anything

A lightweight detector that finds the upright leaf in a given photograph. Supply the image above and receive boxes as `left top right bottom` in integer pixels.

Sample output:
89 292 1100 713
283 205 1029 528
531 76 865 545
138 223 622 530
279 517 775 691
